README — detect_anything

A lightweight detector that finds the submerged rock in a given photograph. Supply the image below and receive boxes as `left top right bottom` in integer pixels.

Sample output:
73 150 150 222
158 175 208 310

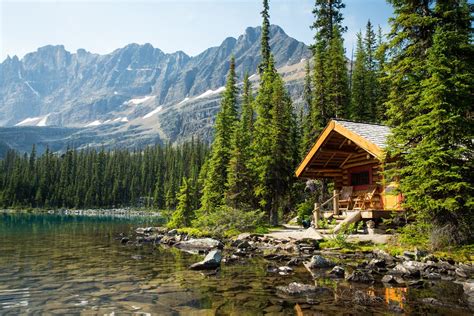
276 282 328 295
175 238 223 251
353 290 384 306
345 270 375 283
189 250 222 270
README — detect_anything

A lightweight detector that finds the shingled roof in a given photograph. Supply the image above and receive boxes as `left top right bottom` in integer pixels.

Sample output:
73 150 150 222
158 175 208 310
333 119 391 149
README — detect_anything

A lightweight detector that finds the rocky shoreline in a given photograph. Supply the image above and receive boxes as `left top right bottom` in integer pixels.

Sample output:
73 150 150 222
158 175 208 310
121 226 474 312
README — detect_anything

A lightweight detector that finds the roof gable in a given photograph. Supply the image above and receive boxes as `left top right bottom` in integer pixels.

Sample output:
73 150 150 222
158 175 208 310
295 119 391 178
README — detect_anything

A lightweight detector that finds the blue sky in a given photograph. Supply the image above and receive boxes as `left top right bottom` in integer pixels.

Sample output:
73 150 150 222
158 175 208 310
0 0 393 62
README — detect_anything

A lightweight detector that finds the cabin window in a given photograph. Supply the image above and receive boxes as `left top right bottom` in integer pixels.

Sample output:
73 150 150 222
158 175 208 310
351 171 370 186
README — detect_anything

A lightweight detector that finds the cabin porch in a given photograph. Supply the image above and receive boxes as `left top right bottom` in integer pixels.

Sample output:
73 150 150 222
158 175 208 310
295 119 402 229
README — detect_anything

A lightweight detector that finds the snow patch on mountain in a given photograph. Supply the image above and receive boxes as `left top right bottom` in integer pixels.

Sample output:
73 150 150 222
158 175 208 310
37 115 49 126
85 120 102 127
143 106 163 119
178 97 190 105
195 86 225 100
127 95 155 105
15 116 42 126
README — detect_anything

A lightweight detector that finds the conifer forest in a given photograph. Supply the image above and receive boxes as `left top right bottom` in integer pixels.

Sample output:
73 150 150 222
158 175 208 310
0 0 472 248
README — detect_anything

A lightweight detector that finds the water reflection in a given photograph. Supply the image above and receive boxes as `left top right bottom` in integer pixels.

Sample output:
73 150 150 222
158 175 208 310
0 212 470 314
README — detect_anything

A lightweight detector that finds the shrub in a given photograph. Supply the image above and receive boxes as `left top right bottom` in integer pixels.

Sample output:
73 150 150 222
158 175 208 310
192 206 265 237
296 200 313 224
328 223 358 248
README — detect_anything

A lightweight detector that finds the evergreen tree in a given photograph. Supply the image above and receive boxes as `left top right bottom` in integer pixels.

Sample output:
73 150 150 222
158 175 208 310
226 74 255 209
374 26 389 122
311 0 346 48
350 31 368 121
268 74 298 225
301 60 317 155
385 0 473 245
168 177 194 228
325 26 349 118
200 57 239 212
258 0 271 74
364 20 377 121
310 0 348 123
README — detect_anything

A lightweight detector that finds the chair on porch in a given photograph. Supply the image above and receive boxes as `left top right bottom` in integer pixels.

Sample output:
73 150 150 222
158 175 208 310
338 186 353 212
353 185 378 210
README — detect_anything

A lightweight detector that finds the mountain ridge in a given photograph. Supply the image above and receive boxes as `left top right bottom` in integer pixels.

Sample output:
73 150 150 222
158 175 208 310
0 24 311 155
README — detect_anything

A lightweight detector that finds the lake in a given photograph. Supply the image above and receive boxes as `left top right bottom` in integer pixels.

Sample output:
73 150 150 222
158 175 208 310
0 212 470 315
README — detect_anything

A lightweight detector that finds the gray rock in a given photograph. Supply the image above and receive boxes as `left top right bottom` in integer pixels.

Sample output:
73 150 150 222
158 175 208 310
174 238 223 251
373 249 396 263
381 274 397 283
456 268 468 278
353 290 384 306
189 250 222 270
120 237 129 244
368 258 386 268
286 258 301 266
407 279 425 287
424 272 441 280
167 229 178 236
236 240 252 249
276 282 328 295
391 261 424 278
345 270 375 283
278 266 293 273
329 266 345 278
305 255 335 269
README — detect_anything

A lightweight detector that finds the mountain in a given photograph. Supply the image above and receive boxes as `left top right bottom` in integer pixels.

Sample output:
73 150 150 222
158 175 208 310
0 25 311 155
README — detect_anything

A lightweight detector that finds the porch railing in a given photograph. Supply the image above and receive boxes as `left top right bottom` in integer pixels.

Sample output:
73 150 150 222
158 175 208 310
313 189 340 228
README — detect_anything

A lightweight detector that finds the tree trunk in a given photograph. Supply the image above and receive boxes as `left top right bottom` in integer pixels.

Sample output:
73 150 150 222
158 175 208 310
270 196 279 226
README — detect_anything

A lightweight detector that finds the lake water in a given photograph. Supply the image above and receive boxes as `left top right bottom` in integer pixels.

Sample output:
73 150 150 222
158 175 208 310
0 212 470 315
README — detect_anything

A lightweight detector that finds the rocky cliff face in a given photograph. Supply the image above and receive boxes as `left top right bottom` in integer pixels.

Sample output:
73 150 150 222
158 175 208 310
0 25 310 154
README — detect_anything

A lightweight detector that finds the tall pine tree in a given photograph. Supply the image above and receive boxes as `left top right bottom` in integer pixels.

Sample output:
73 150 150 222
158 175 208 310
385 0 473 245
350 31 368 121
225 74 255 209
200 57 239 213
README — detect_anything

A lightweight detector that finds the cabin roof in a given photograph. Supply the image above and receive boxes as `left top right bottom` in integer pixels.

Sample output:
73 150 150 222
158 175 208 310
295 119 392 178
334 119 391 149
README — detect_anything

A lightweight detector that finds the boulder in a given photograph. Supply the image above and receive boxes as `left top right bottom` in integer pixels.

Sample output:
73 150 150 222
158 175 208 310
120 237 129 244
373 249 396 263
391 261 424 278
175 238 223 251
381 274 405 284
189 250 222 270
345 270 375 283
305 255 335 269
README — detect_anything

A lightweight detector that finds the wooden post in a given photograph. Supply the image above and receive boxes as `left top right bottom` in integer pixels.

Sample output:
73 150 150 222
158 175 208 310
314 203 320 228
333 189 340 215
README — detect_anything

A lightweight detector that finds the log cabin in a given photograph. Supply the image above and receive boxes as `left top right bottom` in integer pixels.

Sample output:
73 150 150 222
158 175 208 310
295 119 403 227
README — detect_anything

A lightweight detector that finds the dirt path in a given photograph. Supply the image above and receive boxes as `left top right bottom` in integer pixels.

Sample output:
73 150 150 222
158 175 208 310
265 226 324 241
